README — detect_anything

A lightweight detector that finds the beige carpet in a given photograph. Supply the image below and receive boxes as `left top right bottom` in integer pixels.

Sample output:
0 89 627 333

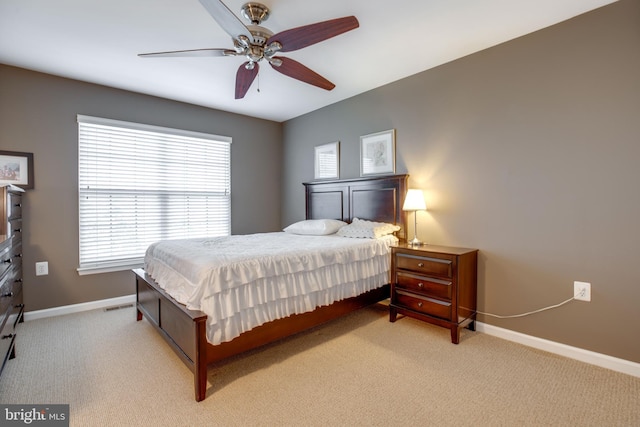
1 303 638 426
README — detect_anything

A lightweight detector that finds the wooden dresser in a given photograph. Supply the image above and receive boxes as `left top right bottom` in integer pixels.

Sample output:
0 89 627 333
0 186 24 377
389 244 478 344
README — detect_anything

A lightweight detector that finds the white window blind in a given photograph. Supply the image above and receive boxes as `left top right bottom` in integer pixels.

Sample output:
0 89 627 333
77 115 231 274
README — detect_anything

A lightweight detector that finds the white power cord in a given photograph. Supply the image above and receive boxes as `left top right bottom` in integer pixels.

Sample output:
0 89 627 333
477 296 577 319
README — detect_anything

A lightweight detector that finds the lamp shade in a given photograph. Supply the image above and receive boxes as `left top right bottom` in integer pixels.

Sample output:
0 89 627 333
403 189 426 211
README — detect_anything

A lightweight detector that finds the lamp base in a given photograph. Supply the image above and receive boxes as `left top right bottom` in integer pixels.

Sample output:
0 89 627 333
408 237 423 247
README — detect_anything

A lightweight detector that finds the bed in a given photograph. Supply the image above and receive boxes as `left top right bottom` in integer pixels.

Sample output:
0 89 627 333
134 174 408 401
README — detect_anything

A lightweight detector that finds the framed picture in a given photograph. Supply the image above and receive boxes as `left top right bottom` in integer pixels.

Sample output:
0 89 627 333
360 129 395 176
0 150 34 189
314 141 339 180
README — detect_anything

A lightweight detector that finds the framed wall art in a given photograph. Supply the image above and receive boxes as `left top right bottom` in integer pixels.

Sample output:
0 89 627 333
360 129 395 176
0 150 34 189
314 141 339 180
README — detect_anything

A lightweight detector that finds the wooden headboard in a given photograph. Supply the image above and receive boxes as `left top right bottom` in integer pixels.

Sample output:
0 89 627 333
303 174 409 241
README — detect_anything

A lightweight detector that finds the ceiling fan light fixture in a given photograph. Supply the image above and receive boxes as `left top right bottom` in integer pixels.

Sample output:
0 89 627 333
268 57 283 67
236 34 251 48
265 41 282 55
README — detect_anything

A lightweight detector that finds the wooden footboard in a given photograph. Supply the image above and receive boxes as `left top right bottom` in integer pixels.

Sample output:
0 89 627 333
134 268 390 401
135 268 208 400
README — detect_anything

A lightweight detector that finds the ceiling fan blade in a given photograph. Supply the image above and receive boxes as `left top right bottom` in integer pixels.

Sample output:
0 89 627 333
236 62 259 99
268 16 359 53
269 57 335 91
198 0 253 44
138 48 236 58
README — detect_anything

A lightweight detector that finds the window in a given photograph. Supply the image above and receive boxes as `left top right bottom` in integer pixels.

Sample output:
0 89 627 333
77 115 231 274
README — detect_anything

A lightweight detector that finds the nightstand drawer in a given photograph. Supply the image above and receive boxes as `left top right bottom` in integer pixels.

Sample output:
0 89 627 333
395 290 451 320
396 271 452 300
395 253 453 278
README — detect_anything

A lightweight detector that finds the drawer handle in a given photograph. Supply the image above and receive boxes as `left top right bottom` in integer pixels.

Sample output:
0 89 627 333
13 228 21 233
14 253 22 258
14 279 23 283
2 292 13 298
2 333 15 340
418 282 424 288
14 203 21 208
3 259 11 264
417 302 423 308
417 262 424 268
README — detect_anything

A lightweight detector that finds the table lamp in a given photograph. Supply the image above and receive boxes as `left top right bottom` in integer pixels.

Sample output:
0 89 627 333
402 189 426 246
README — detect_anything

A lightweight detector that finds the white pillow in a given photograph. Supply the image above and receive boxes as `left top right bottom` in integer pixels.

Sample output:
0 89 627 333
283 219 347 235
336 218 400 239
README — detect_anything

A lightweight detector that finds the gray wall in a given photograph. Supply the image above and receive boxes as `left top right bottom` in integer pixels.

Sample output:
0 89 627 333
0 65 282 311
282 0 640 363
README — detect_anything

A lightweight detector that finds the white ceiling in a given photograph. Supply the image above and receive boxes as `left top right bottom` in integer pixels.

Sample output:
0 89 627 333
0 0 617 122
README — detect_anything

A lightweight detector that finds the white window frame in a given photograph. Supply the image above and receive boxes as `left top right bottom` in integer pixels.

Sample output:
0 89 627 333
77 115 231 275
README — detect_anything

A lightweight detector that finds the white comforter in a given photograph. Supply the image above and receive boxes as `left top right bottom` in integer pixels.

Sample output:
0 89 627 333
144 232 396 345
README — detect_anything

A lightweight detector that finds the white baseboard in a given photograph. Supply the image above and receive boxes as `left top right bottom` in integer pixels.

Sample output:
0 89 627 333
24 294 136 321
476 322 640 378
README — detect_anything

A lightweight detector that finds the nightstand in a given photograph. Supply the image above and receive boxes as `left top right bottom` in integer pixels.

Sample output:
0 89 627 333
389 243 478 344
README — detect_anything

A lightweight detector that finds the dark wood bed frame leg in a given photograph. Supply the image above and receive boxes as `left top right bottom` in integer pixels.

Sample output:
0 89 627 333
194 317 208 402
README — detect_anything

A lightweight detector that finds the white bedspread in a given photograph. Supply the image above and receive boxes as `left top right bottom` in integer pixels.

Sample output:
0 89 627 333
144 232 396 345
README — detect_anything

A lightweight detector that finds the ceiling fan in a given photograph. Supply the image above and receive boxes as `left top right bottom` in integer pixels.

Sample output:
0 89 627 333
139 0 359 99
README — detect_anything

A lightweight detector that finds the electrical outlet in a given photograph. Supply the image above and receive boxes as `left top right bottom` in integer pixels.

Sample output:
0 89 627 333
35 261 49 276
574 281 591 302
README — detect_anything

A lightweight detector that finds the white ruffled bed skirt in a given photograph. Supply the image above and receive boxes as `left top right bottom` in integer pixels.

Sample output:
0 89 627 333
145 232 395 345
